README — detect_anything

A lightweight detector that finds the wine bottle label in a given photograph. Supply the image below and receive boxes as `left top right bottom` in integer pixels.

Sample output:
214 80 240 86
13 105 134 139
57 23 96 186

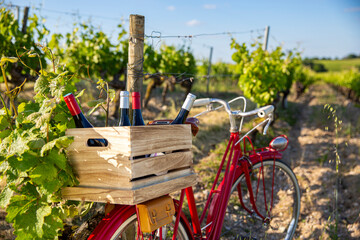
182 93 197 111
63 93 81 116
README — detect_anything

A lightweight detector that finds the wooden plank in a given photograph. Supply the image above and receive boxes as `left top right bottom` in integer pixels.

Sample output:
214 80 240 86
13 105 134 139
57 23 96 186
75 171 133 188
68 154 132 178
66 127 131 154
130 125 192 156
62 173 197 205
62 187 135 205
132 173 197 204
131 151 193 179
130 168 193 189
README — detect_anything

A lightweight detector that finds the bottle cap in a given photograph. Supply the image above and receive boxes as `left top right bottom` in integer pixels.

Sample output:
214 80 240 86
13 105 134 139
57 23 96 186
63 93 82 116
120 91 129 97
120 91 130 109
132 92 140 97
182 93 197 111
132 92 141 109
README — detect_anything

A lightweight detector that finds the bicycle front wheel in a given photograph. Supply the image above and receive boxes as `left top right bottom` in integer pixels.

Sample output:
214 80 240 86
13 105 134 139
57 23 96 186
110 214 191 240
223 159 300 240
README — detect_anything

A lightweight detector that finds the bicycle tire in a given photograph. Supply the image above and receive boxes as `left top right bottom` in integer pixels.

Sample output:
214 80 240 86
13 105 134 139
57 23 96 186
222 160 300 240
109 213 192 240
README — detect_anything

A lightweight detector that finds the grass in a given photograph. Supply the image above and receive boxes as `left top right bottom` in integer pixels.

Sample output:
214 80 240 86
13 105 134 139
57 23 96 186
314 58 360 72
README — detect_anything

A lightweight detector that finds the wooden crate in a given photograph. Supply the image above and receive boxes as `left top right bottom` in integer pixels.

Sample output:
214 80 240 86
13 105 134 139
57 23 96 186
62 125 197 205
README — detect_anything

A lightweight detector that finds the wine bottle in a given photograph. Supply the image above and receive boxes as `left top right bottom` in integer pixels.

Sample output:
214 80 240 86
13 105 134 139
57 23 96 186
171 93 197 124
131 92 146 159
119 91 131 126
132 92 145 126
63 93 107 147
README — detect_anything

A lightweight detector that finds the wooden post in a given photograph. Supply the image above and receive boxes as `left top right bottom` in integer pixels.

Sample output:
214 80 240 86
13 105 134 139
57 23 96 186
206 46 213 95
16 6 20 24
21 6 29 34
263 26 270 51
127 14 145 121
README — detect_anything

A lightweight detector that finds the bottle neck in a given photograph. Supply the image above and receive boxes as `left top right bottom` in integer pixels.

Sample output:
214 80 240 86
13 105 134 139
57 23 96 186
73 112 93 128
119 108 131 126
63 93 82 116
133 109 145 126
172 108 189 124
171 93 196 125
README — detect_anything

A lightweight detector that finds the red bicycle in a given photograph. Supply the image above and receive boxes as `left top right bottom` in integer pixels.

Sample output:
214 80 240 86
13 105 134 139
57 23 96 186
89 97 301 240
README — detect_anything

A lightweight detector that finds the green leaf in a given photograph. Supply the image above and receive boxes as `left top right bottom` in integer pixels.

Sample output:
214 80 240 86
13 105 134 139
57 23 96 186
0 187 14 208
7 133 30 157
87 99 105 107
8 152 40 172
20 182 39 198
47 149 68 170
75 89 85 98
12 203 38 238
42 208 64 239
108 88 116 102
0 115 10 131
0 56 18 65
0 129 11 139
35 204 52 237
29 163 58 186
6 195 31 222
28 138 46 149
34 75 50 96
40 136 74 156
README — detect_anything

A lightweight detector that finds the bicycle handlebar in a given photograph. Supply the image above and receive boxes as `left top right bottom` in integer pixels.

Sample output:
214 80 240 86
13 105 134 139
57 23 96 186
193 98 274 118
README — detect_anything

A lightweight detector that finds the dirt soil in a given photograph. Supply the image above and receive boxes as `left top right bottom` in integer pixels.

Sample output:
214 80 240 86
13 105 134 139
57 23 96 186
1 83 359 239
283 83 360 239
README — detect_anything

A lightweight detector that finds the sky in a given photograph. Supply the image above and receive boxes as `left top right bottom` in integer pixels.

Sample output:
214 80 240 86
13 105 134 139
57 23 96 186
3 0 360 63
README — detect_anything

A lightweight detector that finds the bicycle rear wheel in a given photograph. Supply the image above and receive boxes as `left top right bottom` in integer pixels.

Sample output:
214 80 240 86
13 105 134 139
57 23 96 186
223 159 300 240
110 213 191 240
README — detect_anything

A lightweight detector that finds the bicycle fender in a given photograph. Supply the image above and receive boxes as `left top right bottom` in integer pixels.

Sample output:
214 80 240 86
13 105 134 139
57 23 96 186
88 204 133 240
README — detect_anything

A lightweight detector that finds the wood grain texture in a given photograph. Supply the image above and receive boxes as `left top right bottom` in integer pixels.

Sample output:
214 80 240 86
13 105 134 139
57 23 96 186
127 14 145 106
131 151 192 178
130 125 192 156
62 172 197 205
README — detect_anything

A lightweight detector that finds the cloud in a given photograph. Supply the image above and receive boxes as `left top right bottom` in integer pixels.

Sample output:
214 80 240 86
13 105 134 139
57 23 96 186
186 19 201 26
344 7 360 12
203 4 216 10
167 6 175 11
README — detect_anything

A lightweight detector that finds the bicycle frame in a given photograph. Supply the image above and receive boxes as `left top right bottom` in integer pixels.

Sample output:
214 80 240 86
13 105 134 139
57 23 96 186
181 132 283 240
89 132 283 240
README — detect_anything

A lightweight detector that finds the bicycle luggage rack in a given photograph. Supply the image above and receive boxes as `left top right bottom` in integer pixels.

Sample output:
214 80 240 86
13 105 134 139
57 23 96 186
61 125 197 205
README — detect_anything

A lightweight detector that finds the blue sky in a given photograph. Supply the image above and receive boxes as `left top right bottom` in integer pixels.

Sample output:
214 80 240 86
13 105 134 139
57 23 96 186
3 0 360 62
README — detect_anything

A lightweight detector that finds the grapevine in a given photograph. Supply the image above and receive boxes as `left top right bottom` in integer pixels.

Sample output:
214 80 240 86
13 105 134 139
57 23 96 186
0 51 81 239
231 39 302 106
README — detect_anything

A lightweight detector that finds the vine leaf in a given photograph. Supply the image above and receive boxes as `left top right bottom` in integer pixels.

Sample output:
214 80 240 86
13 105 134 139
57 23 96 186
0 187 14 208
35 205 52 238
87 99 105 115
0 56 18 65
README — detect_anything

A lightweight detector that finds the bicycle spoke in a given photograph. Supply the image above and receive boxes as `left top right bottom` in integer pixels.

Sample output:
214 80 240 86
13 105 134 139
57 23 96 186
222 160 300 240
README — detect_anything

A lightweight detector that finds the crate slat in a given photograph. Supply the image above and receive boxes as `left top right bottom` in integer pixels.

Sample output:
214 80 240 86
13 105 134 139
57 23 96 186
62 172 197 205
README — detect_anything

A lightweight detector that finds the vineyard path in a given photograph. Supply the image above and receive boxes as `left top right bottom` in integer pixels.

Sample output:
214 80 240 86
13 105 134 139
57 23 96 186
283 83 360 239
